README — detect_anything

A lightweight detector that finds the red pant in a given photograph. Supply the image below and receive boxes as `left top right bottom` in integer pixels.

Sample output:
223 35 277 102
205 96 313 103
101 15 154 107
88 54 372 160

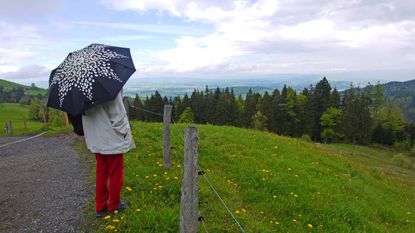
95 153 124 212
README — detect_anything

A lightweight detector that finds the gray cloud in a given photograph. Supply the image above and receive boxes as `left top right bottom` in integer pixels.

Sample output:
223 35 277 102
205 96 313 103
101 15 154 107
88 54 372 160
0 65 51 81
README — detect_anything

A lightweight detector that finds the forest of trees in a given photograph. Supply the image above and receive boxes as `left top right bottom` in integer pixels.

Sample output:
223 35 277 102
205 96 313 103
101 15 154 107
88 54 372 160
0 84 45 104
127 77 415 151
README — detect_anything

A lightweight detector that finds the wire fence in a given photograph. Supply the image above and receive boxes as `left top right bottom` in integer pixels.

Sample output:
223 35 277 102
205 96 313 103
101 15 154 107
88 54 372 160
127 103 247 233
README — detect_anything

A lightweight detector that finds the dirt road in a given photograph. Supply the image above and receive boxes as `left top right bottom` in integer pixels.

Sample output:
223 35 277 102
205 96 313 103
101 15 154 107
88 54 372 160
0 134 91 233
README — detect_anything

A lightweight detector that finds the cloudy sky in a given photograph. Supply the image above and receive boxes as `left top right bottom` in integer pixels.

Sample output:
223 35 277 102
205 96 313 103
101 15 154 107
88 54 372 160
0 0 414 83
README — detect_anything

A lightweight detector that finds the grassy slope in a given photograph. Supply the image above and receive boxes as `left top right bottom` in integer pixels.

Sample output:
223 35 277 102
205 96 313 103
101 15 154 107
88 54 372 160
0 79 47 96
0 103 44 136
92 121 414 233
0 79 27 89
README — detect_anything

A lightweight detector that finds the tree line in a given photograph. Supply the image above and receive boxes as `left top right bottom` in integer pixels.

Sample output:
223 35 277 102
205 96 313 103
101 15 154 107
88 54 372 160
0 84 45 105
127 77 415 150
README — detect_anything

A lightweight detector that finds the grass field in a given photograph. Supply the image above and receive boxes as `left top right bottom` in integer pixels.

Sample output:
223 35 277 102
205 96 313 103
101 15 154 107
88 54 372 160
86 121 414 233
0 103 44 136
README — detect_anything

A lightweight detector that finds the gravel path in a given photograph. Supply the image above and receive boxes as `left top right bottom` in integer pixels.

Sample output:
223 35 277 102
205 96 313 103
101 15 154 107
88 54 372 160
0 134 92 233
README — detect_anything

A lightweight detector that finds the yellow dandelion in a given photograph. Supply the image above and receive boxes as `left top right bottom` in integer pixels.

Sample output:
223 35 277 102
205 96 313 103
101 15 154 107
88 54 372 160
158 164 162 167
307 224 313 228
288 167 292 171
260 211 264 214
104 215 111 220
174 176 178 180
273 195 277 199
114 210 119 214
270 221 273 224
153 174 157 177
126 187 133 192
294 174 298 177
164 172 168 175
113 219 120 223
145 176 149 179
158 185 163 189
262 178 266 181
407 212 411 215
275 221 279 225
242 208 246 213
166 177 170 180
290 192 294 195
292 219 297 222
136 208 141 212
235 210 240 214
294 194 298 198
177 165 181 168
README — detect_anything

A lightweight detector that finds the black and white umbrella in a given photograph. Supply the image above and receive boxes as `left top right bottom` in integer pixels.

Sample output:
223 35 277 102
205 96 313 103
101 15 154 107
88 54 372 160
47 43 135 115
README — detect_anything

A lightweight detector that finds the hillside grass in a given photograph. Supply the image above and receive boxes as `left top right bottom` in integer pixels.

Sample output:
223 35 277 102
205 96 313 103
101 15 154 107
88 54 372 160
0 79 47 96
0 103 44 136
90 121 414 232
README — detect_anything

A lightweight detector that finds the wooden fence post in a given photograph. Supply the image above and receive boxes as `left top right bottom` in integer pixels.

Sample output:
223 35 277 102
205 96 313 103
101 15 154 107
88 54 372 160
23 118 27 130
5 121 9 134
8 120 13 134
63 112 70 126
163 104 172 169
180 126 199 233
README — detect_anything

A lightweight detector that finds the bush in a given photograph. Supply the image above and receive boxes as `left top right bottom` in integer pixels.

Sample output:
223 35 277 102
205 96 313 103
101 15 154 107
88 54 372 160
48 108 66 127
392 153 413 169
301 134 312 142
393 140 412 151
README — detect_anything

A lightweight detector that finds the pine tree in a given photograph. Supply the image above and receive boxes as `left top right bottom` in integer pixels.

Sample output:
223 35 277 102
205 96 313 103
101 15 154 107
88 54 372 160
311 77 331 140
179 107 195 123
133 94 144 120
330 88 341 108
258 91 273 131
372 83 384 124
270 89 283 134
242 89 259 128
252 111 268 131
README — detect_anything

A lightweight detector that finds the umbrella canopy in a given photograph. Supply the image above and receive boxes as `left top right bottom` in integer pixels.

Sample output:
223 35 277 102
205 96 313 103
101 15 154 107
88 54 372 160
47 43 135 115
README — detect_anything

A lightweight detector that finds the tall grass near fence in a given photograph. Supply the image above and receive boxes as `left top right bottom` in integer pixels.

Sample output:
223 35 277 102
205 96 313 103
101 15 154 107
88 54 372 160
92 121 414 233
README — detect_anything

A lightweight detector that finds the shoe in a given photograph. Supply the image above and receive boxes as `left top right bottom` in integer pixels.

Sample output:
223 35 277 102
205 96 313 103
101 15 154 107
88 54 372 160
109 200 130 214
96 208 108 218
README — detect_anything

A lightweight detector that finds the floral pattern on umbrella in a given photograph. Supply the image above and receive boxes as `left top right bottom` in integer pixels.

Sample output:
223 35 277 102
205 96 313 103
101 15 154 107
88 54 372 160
50 44 129 107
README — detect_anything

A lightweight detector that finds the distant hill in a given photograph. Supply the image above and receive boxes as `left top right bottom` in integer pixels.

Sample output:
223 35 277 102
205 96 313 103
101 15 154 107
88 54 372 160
382 79 415 120
0 79 47 96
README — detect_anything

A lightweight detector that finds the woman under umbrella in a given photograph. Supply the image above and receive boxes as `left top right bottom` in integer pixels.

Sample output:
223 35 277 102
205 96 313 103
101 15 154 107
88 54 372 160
47 44 136 217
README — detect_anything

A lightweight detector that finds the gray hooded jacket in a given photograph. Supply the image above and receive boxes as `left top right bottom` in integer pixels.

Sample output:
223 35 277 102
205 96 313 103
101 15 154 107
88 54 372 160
82 91 135 154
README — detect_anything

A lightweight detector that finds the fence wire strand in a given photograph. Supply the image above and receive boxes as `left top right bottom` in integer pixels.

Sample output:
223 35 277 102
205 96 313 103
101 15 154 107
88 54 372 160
170 118 247 233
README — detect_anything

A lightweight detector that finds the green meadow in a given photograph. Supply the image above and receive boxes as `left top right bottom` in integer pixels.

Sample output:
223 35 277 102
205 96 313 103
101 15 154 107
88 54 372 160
0 103 44 136
87 121 414 233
